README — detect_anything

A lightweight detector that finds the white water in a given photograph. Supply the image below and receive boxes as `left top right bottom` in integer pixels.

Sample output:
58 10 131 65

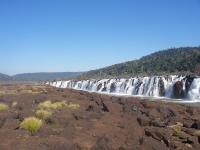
188 78 200 101
46 75 200 102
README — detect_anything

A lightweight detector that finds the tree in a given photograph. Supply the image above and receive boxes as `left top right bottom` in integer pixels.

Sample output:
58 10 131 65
195 65 200 76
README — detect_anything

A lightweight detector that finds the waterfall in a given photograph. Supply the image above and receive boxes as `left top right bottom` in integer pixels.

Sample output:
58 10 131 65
46 75 200 102
188 78 200 101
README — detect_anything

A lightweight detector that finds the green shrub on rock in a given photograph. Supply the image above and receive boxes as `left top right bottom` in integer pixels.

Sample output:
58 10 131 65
0 103 9 111
20 117 43 134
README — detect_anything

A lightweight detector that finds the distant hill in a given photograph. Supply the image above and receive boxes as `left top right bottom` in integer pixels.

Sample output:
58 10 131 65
0 73 12 81
12 72 83 81
80 47 200 79
0 72 83 82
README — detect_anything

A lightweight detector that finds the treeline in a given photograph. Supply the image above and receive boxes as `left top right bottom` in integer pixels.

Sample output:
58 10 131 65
81 47 200 79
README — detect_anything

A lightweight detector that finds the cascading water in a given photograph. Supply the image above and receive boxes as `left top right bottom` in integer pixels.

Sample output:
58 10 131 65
187 78 200 101
46 75 200 102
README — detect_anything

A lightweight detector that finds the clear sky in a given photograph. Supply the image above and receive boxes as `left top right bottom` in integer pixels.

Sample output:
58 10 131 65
0 0 200 75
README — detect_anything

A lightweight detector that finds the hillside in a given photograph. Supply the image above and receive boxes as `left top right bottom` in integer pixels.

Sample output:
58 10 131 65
0 73 12 81
0 72 83 82
80 47 200 79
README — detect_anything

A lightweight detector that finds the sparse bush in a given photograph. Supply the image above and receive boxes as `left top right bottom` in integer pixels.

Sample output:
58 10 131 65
38 100 67 110
172 125 182 136
38 100 80 111
51 101 67 109
193 130 200 136
67 102 80 109
0 103 9 111
20 117 43 134
38 101 52 110
36 110 52 120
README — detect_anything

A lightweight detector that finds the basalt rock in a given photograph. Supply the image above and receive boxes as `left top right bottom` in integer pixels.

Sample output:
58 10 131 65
185 75 195 94
173 81 184 99
191 121 200 129
145 127 171 146
158 78 165 96
97 83 102 91
110 83 116 93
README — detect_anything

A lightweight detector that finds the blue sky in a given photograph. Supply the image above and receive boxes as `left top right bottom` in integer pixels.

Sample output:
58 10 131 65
0 0 200 75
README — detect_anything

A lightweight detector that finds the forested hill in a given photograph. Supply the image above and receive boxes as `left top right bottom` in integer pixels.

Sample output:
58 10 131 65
80 47 200 79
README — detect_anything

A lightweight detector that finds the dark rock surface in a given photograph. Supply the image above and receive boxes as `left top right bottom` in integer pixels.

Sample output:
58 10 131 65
0 84 200 150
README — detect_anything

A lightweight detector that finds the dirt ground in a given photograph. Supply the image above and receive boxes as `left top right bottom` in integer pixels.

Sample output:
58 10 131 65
0 84 200 150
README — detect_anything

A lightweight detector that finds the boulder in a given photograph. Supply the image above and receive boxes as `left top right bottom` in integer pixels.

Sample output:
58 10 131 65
191 121 200 129
145 127 171 146
151 118 166 127
157 107 176 118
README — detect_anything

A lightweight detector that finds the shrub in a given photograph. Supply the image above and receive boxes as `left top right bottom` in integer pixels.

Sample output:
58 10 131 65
172 125 182 136
36 110 52 120
67 103 80 109
193 130 200 136
38 101 67 110
38 100 80 110
51 101 67 109
38 101 52 110
0 103 9 111
20 117 43 134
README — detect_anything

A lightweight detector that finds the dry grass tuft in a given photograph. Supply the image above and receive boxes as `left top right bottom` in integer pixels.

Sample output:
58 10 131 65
193 130 200 137
0 103 9 111
20 117 43 134
66 102 80 109
38 100 80 110
36 110 52 120
169 123 182 137
38 101 53 110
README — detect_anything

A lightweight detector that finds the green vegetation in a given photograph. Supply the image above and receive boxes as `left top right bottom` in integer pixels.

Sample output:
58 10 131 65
169 123 183 137
81 47 200 78
172 125 182 136
35 110 52 120
66 102 80 109
20 117 43 134
38 101 66 110
51 101 67 109
193 130 200 136
38 100 80 110
0 103 9 111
